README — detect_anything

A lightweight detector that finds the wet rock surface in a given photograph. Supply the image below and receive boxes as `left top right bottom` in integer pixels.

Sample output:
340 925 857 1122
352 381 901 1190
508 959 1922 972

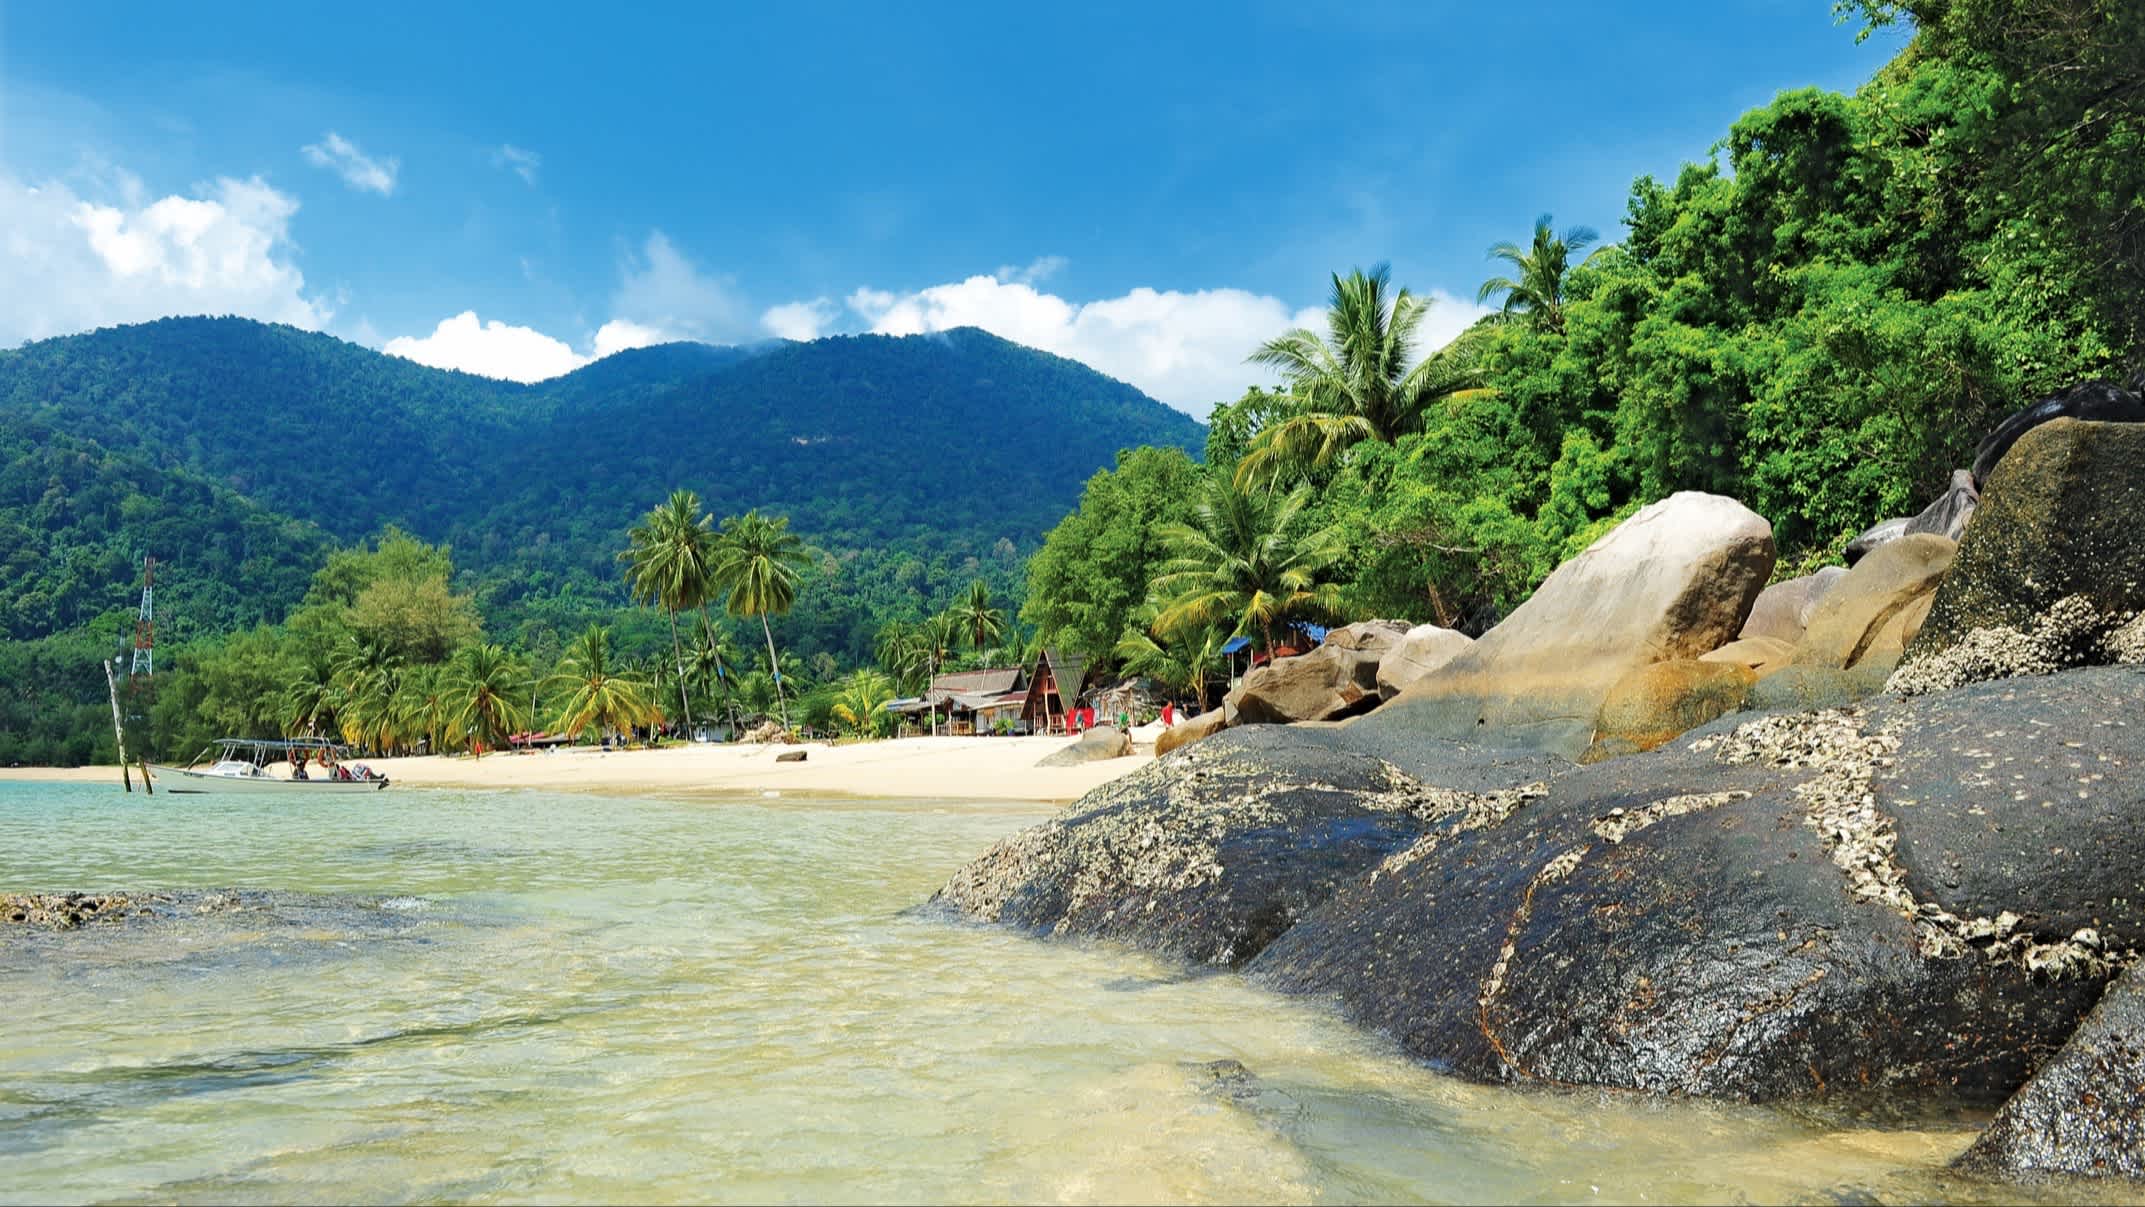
943 665 2145 1109
1956 968 2145 1180
1251 676 2141 1104
936 724 1564 967
1 888 454 944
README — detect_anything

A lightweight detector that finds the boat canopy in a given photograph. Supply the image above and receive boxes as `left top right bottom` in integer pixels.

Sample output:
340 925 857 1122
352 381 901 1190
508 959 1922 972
197 736 358 764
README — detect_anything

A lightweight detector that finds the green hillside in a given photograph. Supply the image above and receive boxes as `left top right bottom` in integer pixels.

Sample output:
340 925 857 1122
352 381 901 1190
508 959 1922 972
0 318 1204 762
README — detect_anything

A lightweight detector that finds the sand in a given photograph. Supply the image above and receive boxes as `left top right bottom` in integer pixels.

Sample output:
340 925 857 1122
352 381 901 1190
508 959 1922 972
0 733 1155 804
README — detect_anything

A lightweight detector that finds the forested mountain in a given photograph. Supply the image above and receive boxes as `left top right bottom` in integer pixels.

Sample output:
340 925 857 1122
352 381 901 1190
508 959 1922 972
0 318 1202 761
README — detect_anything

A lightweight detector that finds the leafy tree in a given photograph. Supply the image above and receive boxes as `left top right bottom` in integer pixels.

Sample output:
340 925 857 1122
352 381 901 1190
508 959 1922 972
1022 446 1203 664
1476 214 1600 330
1149 478 1349 654
712 510 808 728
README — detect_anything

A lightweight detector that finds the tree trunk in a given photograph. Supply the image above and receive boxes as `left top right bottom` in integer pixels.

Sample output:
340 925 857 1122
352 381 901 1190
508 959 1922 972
760 614 789 728
666 607 693 736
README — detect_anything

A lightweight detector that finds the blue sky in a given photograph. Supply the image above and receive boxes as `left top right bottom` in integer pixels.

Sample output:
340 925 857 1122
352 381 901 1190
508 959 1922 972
0 2 1904 414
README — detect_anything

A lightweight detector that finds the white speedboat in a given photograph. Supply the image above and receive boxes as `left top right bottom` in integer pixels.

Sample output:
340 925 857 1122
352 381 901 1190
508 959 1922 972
151 738 389 793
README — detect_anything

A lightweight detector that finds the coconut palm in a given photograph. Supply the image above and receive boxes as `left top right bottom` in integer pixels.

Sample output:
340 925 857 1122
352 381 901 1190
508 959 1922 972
1476 214 1599 331
546 625 659 744
686 617 743 735
444 643 530 757
331 637 404 752
711 510 808 728
831 668 895 737
874 619 928 691
621 489 716 732
1114 620 1230 712
1148 477 1348 655
282 654 341 738
950 580 1007 654
1237 265 1489 486
393 662 454 754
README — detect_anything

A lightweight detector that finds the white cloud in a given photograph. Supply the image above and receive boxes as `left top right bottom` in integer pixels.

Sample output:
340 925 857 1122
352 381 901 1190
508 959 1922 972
829 271 1495 417
760 298 837 341
591 318 671 358
300 132 397 196
492 144 541 185
382 311 586 382
0 170 327 345
609 230 744 341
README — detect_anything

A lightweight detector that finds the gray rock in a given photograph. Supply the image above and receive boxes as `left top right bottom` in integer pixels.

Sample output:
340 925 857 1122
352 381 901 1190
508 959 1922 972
1739 568 1848 645
1154 707 1226 757
1036 725 1133 766
1972 380 2145 487
1226 645 1381 724
1375 624 1474 699
1747 662 1896 713
1957 968 2145 1180
1321 619 1412 656
938 724 1566 967
1793 534 1954 671
775 750 807 763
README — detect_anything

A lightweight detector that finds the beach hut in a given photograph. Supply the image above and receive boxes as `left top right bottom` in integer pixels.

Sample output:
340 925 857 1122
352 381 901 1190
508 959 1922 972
1019 649 1091 735
923 667 1026 735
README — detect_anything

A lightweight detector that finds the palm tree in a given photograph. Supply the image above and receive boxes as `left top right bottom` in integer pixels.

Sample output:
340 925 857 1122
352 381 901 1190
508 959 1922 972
831 668 895 738
711 510 808 728
1476 214 1599 331
393 662 453 754
1238 265 1489 485
282 654 341 738
1148 477 1348 655
874 619 928 692
331 637 404 753
621 489 716 733
1114 620 1230 712
546 625 660 745
686 617 743 736
444 643 530 757
919 611 963 736
950 580 1007 655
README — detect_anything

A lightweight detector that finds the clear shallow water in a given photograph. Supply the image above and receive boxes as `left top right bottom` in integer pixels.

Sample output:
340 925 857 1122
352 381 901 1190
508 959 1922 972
0 780 2074 1204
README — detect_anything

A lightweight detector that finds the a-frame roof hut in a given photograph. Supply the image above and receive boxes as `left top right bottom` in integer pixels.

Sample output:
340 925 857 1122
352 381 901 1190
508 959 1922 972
1020 648 1091 733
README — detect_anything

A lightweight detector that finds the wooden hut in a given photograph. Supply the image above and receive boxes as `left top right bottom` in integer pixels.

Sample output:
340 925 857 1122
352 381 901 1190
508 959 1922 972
1020 649 1091 735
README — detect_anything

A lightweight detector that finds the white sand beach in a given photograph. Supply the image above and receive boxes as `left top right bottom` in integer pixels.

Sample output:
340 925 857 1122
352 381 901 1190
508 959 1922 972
0 733 1155 804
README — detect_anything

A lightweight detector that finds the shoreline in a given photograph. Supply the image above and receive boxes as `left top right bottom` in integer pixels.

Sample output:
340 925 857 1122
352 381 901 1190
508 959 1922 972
0 732 1153 805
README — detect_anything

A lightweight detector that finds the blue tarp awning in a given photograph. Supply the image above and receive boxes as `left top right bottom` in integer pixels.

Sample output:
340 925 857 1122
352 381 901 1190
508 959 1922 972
1221 623 1329 657
1220 636 1251 655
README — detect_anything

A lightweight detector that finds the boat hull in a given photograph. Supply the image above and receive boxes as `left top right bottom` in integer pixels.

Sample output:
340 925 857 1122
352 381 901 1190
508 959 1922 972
147 767 390 794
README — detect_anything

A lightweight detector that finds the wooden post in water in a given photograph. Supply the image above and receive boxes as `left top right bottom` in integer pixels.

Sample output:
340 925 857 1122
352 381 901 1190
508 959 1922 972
103 658 132 792
137 757 154 795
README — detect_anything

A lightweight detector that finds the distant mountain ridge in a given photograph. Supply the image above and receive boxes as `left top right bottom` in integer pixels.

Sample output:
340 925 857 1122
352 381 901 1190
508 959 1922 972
0 316 1205 651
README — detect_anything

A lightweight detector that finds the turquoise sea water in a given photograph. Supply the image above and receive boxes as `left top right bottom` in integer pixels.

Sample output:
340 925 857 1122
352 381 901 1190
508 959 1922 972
0 780 2070 1204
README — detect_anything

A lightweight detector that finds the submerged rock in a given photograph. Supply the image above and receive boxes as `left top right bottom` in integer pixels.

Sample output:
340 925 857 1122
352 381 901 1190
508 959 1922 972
936 724 1563 967
1956 969 2145 1181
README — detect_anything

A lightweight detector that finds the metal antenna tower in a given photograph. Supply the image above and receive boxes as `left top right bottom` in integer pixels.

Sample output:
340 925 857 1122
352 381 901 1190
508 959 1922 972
130 555 156 677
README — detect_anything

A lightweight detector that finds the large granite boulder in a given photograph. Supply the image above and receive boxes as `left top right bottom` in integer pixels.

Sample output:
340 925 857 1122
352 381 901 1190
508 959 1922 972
1581 659 1755 763
1036 725 1133 766
1792 534 1954 670
1226 644 1381 724
1374 624 1474 699
1898 420 2145 693
1386 492 1774 760
1738 568 1847 645
938 725 1566 966
1153 707 1226 757
1248 665 2145 1104
1957 970 2145 1181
